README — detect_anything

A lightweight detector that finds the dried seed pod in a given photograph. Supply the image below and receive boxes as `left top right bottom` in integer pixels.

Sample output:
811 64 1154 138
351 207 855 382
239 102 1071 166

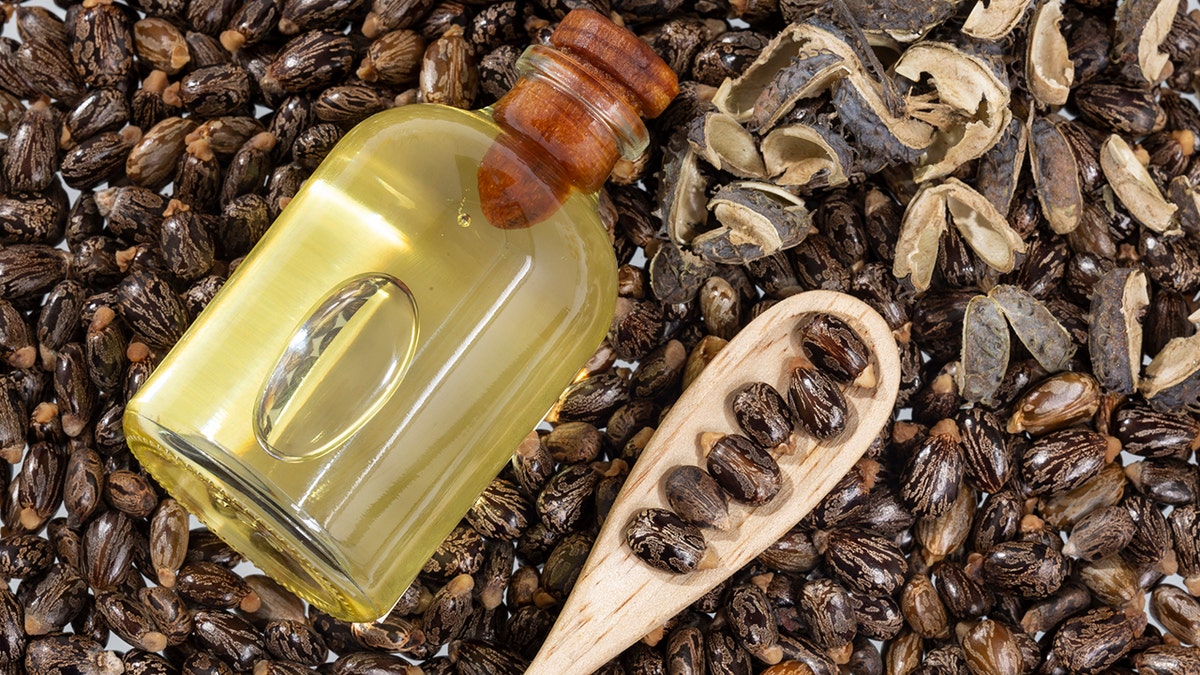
1103 134 1179 234
625 508 710 574
3 99 58 195
900 419 964 519
787 358 848 440
982 540 1067 598
726 583 782 664
705 432 781 506
1063 504 1136 561
1051 606 1134 674
815 527 907 597
192 609 268 670
466 477 530 541
1021 427 1109 497
1142 329 1200 412
730 382 793 450
988 284 1075 374
664 465 731 530
958 295 1010 406
1126 458 1200 504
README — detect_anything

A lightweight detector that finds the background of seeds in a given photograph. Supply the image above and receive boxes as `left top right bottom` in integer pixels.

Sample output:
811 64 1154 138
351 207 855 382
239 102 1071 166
4 0 1200 672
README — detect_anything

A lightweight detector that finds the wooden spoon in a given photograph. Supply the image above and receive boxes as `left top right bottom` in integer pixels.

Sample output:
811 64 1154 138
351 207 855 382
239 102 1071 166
525 290 901 675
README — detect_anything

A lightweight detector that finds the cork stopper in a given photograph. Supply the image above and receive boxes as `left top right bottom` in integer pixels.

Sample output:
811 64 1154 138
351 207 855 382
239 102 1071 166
478 9 678 229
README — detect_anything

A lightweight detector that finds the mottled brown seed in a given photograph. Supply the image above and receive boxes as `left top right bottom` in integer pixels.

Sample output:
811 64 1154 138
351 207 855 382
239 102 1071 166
982 540 1067 598
900 419 963 519
1134 644 1200 675
117 269 189 349
63 447 104 528
149 499 188 588
177 561 259 611
3 100 58 195
1007 372 1102 436
138 585 192 647
1052 606 1134 674
18 441 65 532
263 619 328 665
96 590 167 653
1063 504 1136 561
1127 458 1200 504
536 463 600 534
541 531 592 601
787 358 848 439
799 313 872 386
103 469 157 519
24 634 123 675
466 477 530 541
23 563 87 637
731 382 794 449
193 609 268 670
0 533 54 579
1021 427 1110 496
71 0 135 89
420 24 477 109
1116 402 1200 459
423 574 474 647
127 116 199 189
664 464 731 530
626 507 710 574
705 432 781 506
82 510 136 590
815 527 907 597
263 30 357 96
422 523 485 581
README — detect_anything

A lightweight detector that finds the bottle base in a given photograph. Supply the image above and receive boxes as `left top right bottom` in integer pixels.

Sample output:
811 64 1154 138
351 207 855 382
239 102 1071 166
127 418 390 622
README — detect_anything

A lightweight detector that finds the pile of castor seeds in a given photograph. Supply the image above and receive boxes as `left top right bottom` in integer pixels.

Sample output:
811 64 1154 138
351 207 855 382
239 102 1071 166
4 0 1200 672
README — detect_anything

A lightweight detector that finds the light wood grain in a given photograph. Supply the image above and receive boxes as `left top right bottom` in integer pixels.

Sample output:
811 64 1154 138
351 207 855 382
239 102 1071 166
525 290 901 675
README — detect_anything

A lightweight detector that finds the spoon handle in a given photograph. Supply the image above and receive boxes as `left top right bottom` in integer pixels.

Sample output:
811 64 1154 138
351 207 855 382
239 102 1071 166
526 291 901 675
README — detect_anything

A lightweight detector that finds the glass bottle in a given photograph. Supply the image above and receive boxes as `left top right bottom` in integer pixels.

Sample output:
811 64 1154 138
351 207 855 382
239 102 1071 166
123 9 677 622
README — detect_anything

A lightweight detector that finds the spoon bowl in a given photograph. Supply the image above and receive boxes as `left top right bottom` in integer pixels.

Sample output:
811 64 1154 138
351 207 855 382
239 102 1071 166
525 290 902 674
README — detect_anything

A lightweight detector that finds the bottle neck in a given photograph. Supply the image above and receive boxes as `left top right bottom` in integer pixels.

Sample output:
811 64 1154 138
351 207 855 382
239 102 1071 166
491 44 650 195
475 8 676 230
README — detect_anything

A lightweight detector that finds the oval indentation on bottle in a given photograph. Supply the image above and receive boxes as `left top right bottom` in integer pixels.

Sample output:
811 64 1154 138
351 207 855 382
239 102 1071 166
254 273 419 462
